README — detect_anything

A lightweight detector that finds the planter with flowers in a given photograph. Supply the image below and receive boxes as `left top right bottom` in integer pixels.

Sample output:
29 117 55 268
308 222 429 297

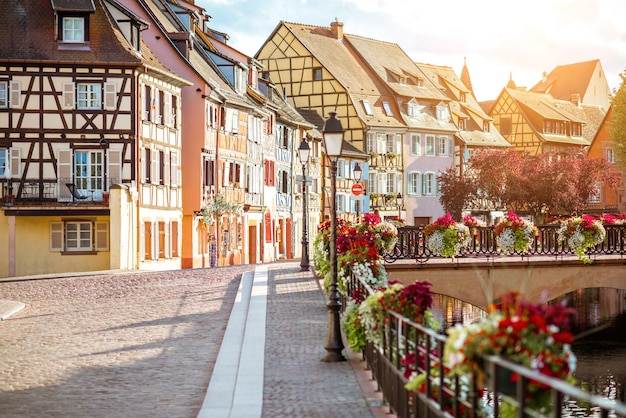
444 292 577 417
557 214 606 264
493 211 539 255
423 213 471 258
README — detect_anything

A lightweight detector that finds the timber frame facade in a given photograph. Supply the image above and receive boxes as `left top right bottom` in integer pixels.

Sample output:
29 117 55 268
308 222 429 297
0 0 188 277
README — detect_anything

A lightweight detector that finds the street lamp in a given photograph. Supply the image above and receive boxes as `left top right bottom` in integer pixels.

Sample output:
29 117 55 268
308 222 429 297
321 111 346 362
298 138 311 271
396 192 403 220
353 163 362 219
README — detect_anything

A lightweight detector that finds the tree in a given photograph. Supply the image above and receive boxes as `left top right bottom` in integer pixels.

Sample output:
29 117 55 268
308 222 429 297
609 70 626 169
438 149 619 223
201 193 242 261
437 167 475 220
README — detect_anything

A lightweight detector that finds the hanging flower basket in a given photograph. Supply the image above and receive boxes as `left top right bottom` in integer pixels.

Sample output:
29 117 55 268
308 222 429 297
557 214 606 264
493 211 538 254
423 213 470 258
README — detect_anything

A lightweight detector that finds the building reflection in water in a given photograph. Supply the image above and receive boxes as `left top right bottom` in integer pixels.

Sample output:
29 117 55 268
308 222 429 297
430 288 626 406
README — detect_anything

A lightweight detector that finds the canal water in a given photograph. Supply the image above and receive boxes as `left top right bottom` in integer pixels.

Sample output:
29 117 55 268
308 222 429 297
429 288 626 406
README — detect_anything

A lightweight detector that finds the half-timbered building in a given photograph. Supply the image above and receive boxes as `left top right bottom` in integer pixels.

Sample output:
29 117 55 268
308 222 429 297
0 0 188 277
256 20 406 222
489 87 606 156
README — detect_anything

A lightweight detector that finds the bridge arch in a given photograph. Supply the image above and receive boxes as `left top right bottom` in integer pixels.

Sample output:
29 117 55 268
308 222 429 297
386 257 626 310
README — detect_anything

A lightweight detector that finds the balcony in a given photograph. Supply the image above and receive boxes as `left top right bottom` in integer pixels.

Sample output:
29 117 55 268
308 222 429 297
1 178 117 209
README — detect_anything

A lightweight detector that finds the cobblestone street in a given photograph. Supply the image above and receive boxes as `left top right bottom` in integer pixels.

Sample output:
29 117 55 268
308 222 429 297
0 266 252 417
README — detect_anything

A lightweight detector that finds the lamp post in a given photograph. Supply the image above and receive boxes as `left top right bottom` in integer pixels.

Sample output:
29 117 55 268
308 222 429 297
396 192 403 221
321 111 346 362
353 163 362 220
298 138 311 271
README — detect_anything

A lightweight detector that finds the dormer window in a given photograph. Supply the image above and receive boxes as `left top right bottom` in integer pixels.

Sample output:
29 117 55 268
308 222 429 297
460 92 466 102
362 100 373 116
407 99 422 118
382 101 392 116
52 0 95 49
436 102 450 123
63 17 85 42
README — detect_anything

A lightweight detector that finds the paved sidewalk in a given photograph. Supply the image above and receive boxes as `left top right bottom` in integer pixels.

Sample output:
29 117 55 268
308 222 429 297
0 263 390 418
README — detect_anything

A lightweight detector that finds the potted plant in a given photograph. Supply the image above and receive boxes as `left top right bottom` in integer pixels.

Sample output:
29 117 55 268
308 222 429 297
556 214 606 263
423 213 471 258
493 211 538 254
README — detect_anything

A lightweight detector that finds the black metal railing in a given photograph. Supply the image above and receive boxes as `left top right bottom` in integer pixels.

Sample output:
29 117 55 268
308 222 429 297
344 272 626 418
383 225 626 263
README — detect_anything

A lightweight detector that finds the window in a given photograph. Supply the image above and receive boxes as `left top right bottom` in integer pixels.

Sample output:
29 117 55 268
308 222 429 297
607 148 616 164
313 68 323 81
62 17 85 42
336 194 345 213
460 92 466 102
437 136 450 156
436 103 450 122
386 173 397 194
425 136 435 155
362 100 373 116
382 101 392 116
407 101 421 117
144 85 152 121
408 172 420 195
410 134 421 155
77 83 101 109
0 149 6 176
483 122 490 132
75 150 103 195
422 172 436 195
366 133 376 153
50 220 109 253
0 82 6 108
458 119 466 130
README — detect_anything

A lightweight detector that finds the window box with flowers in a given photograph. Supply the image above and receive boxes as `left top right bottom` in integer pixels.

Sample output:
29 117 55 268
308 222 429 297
443 292 577 417
423 213 471 258
493 211 538 255
557 214 606 264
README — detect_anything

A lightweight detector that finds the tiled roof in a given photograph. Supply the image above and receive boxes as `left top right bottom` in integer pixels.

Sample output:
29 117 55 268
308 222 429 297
281 21 404 128
346 35 446 101
507 88 606 145
0 0 141 64
529 59 599 100
51 0 95 12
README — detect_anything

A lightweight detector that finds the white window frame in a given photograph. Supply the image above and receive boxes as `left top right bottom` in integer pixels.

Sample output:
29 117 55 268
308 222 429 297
0 149 6 177
66 221 92 251
362 100 373 116
382 101 392 116
425 136 435 155
408 172 420 195
0 81 7 108
62 16 85 43
410 134 421 155
422 172 436 195
607 148 616 164
75 150 104 198
437 136 450 156
407 101 419 117
77 83 101 110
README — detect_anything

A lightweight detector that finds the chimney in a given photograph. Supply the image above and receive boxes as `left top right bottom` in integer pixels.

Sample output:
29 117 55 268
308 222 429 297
570 93 581 106
330 18 343 41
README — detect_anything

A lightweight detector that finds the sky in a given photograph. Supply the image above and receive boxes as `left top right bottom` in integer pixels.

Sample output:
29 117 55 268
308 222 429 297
196 0 626 102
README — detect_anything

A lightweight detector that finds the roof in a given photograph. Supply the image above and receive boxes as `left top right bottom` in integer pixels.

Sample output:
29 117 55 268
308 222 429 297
280 21 404 128
0 0 140 64
50 0 95 12
529 59 599 100
506 88 606 145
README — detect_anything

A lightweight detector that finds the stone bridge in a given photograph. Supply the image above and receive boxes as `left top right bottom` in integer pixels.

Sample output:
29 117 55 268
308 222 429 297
385 255 626 310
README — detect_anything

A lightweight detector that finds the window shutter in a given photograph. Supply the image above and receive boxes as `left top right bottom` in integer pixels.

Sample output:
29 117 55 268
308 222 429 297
165 221 171 258
50 222 63 252
57 149 72 201
151 221 158 260
62 83 75 109
107 149 122 188
164 93 172 126
140 222 146 261
104 82 116 110
151 148 159 184
231 110 239 134
164 150 171 186
9 81 21 108
9 147 21 178
95 221 109 251
223 161 230 186
171 151 179 186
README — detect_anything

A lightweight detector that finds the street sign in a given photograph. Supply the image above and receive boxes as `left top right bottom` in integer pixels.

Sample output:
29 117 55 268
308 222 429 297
351 183 363 196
